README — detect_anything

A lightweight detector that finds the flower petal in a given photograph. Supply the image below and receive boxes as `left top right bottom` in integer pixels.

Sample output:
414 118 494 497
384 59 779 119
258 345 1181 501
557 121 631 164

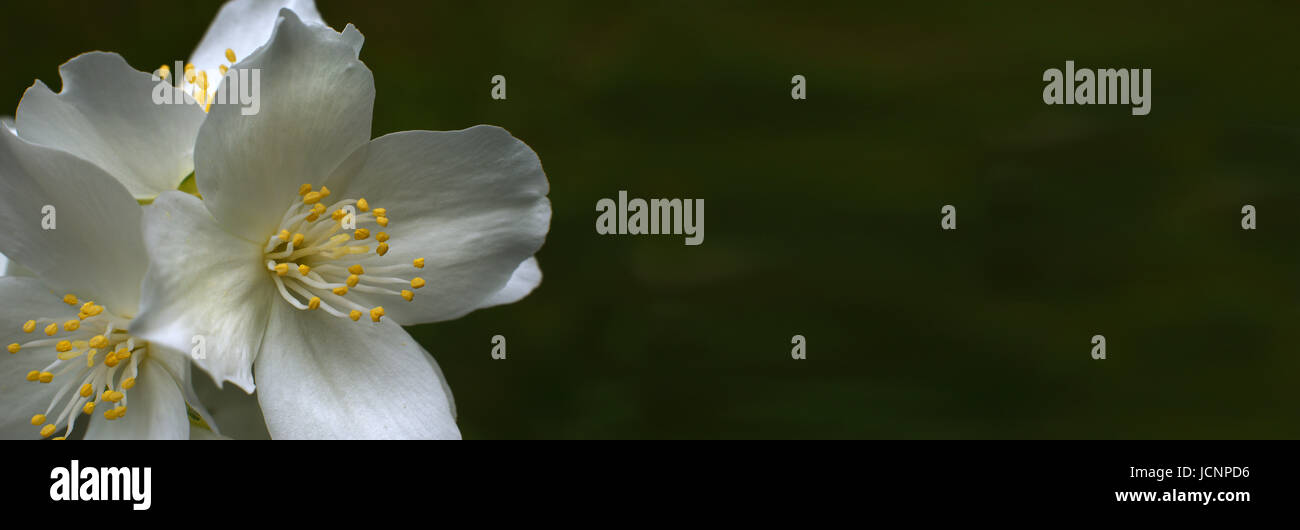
0 277 80 439
254 303 459 439
0 128 147 313
325 127 551 324
129 192 272 392
476 256 543 310
192 369 271 440
195 8 374 241
83 357 189 440
188 0 325 101
14 52 205 199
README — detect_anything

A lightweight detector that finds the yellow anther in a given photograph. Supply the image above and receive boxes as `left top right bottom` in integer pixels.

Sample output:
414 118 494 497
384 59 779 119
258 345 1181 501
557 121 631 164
298 183 313 196
63 320 80 332
184 63 195 72
401 290 414 302
376 217 389 227
40 424 56 437
79 383 93 397
88 304 103 316
104 408 118 420
198 71 209 90
107 391 124 402
23 320 36 333
278 229 291 241
219 64 229 75
116 349 131 360
64 294 79 305
185 68 196 84
308 297 321 310
104 355 119 368
375 232 389 242
225 48 237 63
413 258 425 269
298 264 311 276
122 377 136 390
83 402 95 414
312 203 327 214
38 372 53 383
369 306 385 322
331 209 346 221
7 343 19 354
332 286 349 296
353 228 370 240
376 242 389 256
302 191 323 204
348 264 365 275
373 208 387 216
319 186 331 197
52 437 66 441
86 349 98 367
356 198 370 212
44 323 58 336
80 301 94 312
26 370 39 381
89 335 108 349
292 233 305 247
115 406 127 417
158 64 170 80
348 310 362 321
305 213 320 222
55 340 72 353
411 277 426 289
346 274 360 288
275 263 289 276
30 414 45 426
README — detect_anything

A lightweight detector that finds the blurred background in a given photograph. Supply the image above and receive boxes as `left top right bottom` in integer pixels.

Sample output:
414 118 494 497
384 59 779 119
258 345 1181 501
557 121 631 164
3 1 1298 438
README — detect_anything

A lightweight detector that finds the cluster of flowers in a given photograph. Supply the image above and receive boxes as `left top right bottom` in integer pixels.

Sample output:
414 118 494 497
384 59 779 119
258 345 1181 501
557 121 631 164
0 0 551 439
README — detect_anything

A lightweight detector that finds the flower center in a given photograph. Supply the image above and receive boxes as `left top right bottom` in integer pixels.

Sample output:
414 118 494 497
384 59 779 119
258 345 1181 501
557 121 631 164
263 184 426 323
155 47 239 112
7 294 148 439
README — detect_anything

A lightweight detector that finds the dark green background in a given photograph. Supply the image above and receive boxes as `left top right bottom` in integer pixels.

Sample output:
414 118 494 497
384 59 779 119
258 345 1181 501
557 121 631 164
4 1 1298 438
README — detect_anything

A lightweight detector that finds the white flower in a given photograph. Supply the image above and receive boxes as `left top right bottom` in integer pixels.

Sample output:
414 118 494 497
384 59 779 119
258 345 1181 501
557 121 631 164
131 10 551 439
183 0 326 106
0 125 215 440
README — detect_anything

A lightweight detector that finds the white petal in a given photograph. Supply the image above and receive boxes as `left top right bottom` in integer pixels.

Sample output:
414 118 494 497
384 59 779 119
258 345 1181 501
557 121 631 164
188 0 324 101
0 116 13 133
14 52 205 199
476 256 543 309
0 128 147 313
83 358 190 440
0 277 80 439
129 192 272 392
325 127 551 324
195 8 374 241
254 303 459 439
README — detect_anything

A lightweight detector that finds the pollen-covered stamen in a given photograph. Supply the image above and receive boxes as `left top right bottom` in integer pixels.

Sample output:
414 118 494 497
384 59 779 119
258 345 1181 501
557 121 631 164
263 184 429 323
164 47 240 113
12 293 149 438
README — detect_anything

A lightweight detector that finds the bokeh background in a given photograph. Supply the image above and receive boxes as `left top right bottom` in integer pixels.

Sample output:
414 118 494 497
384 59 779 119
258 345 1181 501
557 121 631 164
3 1 1298 438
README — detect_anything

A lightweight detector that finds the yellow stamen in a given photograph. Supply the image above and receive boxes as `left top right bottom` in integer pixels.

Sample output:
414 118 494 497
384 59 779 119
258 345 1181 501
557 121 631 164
79 383 93 397
298 183 313 196
30 414 45 426
104 408 118 420
38 372 53 383
7 343 19 354
303 191 322 205
375 232 389 242
376 242 389 256
122 377 136 390
25 371 39 381
158 64 170 80
347 264 365 275
40 424 56 437
225 48 237 63
401 290 414 302
373 208 387 216
275 263 289 276
356 198 370 212
332 286 349 296
82 402 95 415
89 335 108 349
353 228 370 240
298 264 311 276
22 320 36 333
63 320 80 332
348 310 361 321
370 307 385 322
376 217 389 227
292 233 305 247
346 275 360 288
308 297 321 310
411 277 426 289
55 340 72 353
63 294 78 305
44 323 58 336
219 64 229 75
278 229 291 241
413 258 425 269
